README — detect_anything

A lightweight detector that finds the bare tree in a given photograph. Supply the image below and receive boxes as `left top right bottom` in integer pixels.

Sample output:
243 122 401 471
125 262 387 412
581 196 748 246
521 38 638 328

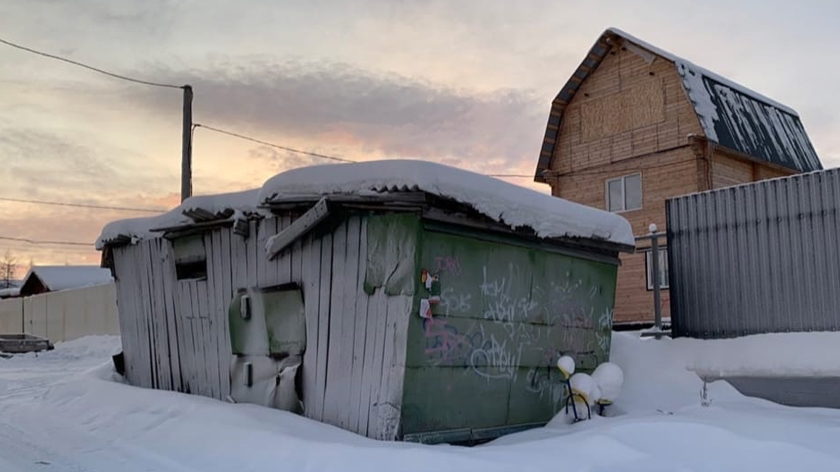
1 250 17 289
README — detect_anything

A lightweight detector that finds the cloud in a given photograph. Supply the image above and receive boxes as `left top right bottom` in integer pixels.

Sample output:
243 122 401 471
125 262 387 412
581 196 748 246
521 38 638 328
125 60 547 175
0 127 178 204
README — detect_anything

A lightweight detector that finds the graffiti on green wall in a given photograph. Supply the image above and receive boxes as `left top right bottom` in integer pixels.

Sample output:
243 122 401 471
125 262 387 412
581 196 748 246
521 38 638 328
402 228 618 434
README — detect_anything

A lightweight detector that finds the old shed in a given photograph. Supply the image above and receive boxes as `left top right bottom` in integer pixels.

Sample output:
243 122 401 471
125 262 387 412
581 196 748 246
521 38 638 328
97 160 634 443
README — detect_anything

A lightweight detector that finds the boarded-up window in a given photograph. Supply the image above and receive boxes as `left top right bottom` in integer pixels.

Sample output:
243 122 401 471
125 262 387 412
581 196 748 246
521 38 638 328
173 235 207 280
228 286 306 357
580 79 665 143
263 287 306 356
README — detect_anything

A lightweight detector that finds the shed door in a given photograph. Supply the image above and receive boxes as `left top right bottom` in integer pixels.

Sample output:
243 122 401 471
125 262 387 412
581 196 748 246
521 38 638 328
228 286 306 411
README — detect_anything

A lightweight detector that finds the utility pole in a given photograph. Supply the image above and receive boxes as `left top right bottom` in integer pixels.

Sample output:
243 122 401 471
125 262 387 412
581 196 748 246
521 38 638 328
181 85 193 202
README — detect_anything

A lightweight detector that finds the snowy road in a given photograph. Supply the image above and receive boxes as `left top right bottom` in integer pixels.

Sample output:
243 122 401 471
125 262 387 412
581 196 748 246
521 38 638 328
3 334 840 471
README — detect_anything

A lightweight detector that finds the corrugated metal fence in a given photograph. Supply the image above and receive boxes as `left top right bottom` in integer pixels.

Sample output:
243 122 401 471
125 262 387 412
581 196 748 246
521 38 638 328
666 168 840 338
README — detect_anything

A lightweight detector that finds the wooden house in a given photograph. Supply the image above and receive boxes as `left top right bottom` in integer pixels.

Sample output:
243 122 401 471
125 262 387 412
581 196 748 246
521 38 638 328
533 28 823 324
97 160 633 443
19 266 113 296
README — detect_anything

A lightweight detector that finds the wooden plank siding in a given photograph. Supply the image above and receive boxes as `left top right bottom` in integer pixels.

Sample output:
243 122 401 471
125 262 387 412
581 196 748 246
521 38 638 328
552 46 702 176
110 213 414 439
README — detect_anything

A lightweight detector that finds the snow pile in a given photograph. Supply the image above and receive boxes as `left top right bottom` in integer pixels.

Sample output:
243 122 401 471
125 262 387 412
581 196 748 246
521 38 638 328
5 333 840 470
98 160 635 250
591 362 624 403
674 332 840 379
569 373 598 406
3 335 121 363
556 355 575 378
96 189 264 250
259 160 634 246
22 266 113 292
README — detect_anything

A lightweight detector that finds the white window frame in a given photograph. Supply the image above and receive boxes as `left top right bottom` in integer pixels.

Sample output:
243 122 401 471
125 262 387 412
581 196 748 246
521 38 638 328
605 173 642 213
645 246 669 291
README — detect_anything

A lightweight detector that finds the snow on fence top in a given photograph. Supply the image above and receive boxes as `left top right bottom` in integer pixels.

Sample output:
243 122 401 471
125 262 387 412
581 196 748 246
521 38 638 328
97 160 635 249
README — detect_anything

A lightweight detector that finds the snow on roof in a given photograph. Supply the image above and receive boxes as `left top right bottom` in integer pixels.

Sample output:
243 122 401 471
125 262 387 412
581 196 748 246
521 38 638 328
23 266 113 293
98 160 634 249
0 287 20 298
96 189 264 250
607 28 796 114
260 160 634 246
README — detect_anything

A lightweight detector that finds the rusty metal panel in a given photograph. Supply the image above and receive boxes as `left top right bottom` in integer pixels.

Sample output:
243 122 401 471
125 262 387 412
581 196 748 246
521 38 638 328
667 168 840 338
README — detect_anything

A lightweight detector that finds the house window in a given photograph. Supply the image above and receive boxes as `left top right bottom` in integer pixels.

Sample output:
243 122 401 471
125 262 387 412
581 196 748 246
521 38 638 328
173 235 207 280
645 246 669 290
606 173 642 212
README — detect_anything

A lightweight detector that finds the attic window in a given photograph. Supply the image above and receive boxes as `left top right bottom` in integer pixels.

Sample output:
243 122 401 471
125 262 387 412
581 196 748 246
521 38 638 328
173 235 207 280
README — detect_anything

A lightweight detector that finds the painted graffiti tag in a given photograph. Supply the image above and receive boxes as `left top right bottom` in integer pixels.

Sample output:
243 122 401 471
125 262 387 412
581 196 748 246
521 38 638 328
469 331 522 381
434 256 462 275
438 287 472 316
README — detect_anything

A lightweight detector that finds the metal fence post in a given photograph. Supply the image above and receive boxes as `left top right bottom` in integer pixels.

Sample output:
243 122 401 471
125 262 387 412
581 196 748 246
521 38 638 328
650 223 662 335
635 223 668 339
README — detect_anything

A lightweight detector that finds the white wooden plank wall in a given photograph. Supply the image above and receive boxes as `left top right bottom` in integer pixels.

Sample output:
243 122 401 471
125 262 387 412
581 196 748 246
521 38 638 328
301 233 323 421
322 219 348 426
111 215 412 439
376 294 412 440
218 230 234 398
314 231 333 420
112 247 138 385
156 239 183 392
132 243 154 389
349 218 370 434
336 217 361 430
146 240 170 391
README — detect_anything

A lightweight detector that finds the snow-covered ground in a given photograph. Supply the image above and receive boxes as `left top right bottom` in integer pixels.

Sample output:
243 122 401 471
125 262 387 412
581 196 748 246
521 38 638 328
2 333 840 471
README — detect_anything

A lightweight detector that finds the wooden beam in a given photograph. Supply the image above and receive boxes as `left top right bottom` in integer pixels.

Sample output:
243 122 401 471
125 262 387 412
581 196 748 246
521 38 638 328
266 198 331 260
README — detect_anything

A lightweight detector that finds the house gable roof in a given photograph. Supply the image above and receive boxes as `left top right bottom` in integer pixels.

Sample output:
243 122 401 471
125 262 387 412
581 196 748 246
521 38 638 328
20 266 113 295
534 28 822 182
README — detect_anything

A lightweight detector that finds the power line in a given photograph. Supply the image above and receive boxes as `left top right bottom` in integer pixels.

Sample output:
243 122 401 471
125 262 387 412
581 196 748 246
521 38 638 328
0 236 91 247
194 123 356 163
543 157 700 178
194 124 544 178
0 37 183 90
0 197 165 213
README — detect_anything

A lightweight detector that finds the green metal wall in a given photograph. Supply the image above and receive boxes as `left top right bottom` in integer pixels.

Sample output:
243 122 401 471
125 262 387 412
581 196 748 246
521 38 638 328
401 226 618 440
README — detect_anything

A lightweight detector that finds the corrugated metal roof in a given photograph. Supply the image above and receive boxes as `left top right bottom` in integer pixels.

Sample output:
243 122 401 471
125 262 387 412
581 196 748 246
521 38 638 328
698 76 821 172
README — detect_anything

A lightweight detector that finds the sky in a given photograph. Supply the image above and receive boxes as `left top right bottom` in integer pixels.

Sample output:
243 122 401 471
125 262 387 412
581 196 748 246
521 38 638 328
1 0 838 277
